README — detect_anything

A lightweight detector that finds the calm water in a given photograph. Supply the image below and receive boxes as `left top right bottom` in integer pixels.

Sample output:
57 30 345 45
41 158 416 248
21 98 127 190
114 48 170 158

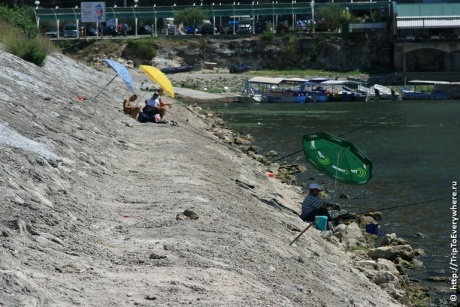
201 99 460 300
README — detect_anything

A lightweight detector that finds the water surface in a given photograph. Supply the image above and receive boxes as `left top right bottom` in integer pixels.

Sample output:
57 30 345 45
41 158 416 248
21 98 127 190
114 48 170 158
200 99 460 300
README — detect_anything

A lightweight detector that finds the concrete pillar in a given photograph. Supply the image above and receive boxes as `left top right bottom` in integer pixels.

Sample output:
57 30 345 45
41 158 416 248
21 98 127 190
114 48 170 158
446 52 451 71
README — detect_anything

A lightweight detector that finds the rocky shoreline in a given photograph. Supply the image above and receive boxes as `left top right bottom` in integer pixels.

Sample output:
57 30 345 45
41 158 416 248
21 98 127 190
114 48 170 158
191 102 435 306
0 49 433 306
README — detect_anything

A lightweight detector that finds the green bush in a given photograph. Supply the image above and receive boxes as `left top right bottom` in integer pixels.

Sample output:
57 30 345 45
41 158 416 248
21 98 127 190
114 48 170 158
0 5 37 38
0 6 52 66
123 38 156 63
19 39 48 65
0 20 51 66
5 31 47 66
260 30 274 44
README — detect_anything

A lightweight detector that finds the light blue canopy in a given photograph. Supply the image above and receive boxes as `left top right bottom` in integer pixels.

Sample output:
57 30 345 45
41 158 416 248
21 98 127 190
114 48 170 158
103 59 135 92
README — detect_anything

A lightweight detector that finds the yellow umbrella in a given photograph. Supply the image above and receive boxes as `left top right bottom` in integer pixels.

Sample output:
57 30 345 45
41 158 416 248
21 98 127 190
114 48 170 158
139 65 175 98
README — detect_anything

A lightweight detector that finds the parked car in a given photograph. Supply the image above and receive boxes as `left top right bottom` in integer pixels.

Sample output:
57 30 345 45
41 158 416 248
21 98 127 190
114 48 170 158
185 25 199 35
237 23 252 34
200 23 217 35
102 26 118 36
63 24 78 38
86 26 98 36
137 25 152 35
254 22 268 34
44 28 58 38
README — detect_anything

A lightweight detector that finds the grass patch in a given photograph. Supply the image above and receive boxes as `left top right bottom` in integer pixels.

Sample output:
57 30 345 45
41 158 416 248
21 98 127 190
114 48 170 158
0 6 58 66
0 20 55 66
112 38 157 65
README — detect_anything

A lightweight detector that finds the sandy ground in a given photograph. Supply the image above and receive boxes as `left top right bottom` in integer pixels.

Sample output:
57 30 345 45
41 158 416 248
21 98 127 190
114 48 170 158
0 50 403 306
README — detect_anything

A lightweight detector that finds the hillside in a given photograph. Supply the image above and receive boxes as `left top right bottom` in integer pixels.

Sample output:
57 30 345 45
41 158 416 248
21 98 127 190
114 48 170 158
0 48 405 306
62 34 395 82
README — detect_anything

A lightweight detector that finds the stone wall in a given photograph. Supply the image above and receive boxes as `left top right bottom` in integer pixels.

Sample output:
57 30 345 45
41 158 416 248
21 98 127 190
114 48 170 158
158 32 395 74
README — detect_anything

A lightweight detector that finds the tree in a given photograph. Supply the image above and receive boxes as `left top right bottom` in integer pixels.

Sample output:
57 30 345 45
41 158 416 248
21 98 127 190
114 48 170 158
317 4 349 32
173 7 208 30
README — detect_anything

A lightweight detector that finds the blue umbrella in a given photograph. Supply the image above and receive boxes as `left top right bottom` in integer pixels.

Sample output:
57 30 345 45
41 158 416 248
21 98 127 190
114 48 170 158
93 59 135 100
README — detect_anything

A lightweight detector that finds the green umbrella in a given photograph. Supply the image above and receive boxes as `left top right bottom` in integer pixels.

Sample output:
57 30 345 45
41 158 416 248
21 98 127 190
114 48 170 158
302 132 372 185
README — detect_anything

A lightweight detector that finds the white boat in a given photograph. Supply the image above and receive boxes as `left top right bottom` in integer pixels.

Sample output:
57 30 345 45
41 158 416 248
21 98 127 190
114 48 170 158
238 77 310 103
236 88 262 103
300 79 329 102
237 77 282 103
358 84 379 101
320 80 365 101
373 84 400 100
261 77 310 103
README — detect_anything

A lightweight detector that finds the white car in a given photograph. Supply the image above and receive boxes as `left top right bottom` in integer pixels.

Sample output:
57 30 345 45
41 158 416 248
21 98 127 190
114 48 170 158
63 24 78 38
45 28 58 38
237 24 252 34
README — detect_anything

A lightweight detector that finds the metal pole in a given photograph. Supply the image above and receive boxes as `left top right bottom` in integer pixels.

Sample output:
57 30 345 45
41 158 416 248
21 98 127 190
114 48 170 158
93 74 118 101
154 5 157 36
311 0 315 33
233 3 236 34
212 4 215 35
289 222 314 246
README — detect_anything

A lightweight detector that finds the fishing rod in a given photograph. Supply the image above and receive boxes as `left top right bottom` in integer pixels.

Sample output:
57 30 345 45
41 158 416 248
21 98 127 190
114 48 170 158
264 105 425 166
337 105 425 138
135 83 156 106
162 100 242 152
347 197 448 216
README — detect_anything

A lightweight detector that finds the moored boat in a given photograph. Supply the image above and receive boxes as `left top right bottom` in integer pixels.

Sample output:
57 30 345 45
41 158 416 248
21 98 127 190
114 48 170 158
373 84 400 100
357 84 379 101
161 65 198 74
229 65 251 73
237 76 279 103
400 80 450 100
320 80 365 101
261 77 310 103
238 77 310 103
299 79 329 102
261 91 309 103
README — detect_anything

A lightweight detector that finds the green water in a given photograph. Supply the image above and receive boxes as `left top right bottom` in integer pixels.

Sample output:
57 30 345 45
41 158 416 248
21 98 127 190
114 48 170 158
200 99 460 301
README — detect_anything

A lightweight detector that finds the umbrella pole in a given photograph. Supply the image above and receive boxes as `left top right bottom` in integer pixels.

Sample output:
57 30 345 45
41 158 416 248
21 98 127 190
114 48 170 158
92 74 118 101
330 148 343 218
136 87 152 106
289 222 314 246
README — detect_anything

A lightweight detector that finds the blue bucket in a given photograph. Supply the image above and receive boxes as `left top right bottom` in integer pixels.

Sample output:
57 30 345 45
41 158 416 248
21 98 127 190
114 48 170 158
365 223 379 235
315 216 328 231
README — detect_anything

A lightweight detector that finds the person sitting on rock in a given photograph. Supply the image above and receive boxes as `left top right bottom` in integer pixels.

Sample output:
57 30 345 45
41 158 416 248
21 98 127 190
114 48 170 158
123 94 141 119
299 183 340 222
138 93 160 123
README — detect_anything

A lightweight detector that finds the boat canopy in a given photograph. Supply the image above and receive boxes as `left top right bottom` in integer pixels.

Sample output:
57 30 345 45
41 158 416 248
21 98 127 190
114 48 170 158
321 80 362 86
247 77 284 85
247 77 310 85
407 80 451 85
280 77 308 84
308 78 330 83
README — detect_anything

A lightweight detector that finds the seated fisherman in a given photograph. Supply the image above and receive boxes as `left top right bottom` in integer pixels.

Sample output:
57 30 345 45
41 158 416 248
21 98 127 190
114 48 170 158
299 183 340 222
154 88 173 119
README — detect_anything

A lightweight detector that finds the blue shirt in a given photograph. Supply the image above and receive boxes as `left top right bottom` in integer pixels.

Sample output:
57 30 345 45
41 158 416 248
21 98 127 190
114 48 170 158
300 193 324 220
